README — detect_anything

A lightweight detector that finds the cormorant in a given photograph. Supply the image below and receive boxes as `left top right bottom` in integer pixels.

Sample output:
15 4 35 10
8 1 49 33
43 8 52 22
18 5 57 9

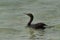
25 13 48 30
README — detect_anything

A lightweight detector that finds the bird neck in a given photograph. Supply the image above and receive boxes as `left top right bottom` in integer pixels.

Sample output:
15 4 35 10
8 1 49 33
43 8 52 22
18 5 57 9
27 16 33 26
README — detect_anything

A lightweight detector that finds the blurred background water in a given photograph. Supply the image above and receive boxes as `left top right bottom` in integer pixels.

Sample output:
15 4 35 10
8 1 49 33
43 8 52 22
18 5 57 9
0 0 60 40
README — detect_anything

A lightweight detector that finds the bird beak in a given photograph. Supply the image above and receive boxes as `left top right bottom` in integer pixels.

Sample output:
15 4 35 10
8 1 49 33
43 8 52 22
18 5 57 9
24 13 29 16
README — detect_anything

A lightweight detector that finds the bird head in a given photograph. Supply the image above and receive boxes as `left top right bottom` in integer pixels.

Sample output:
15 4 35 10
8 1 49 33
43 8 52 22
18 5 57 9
24 13 33 17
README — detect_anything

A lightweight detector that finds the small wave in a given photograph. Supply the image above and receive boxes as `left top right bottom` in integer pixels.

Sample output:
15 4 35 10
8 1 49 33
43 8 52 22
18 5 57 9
0 28 21 34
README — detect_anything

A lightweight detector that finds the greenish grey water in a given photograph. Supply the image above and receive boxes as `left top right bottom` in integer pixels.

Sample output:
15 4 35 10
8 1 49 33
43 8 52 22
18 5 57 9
0 0 60 40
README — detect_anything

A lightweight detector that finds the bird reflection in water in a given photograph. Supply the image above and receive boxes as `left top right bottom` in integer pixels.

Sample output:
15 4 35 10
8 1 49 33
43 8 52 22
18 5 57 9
26 28 45 40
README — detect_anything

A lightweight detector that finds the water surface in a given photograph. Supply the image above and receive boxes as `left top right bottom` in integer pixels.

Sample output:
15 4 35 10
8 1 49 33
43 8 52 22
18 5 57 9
0 0 60 40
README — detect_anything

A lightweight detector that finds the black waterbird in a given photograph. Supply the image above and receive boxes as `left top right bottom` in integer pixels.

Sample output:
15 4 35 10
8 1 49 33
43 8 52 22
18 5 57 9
25 13 48 30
